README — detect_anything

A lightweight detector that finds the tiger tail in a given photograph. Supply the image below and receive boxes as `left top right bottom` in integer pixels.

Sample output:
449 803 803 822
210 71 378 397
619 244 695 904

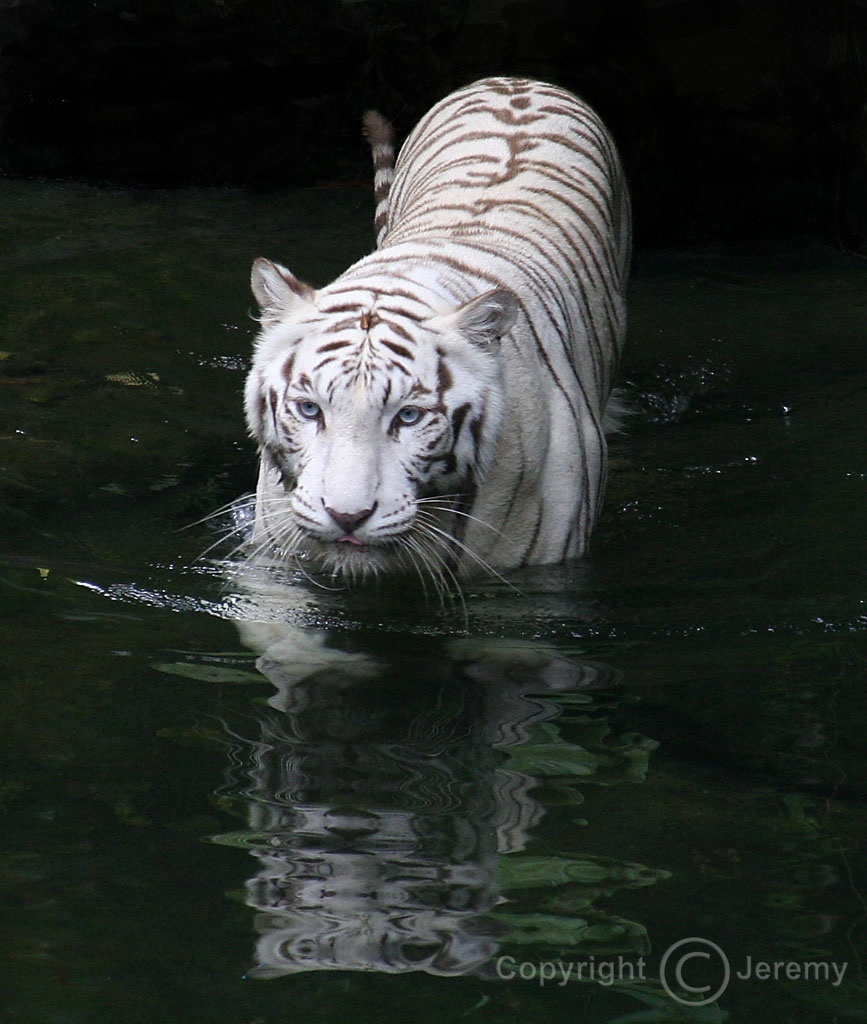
361 109 395 249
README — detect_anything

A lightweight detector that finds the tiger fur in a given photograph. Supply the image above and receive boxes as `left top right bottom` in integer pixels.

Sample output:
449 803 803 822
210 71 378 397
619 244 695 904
244 77 631 583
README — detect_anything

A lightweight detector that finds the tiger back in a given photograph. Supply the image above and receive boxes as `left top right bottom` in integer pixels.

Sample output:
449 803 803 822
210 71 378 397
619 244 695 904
244 77 631 582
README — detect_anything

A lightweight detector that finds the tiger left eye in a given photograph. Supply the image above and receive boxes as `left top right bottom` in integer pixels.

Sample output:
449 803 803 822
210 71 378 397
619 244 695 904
296 400 322 421
395 406 423 427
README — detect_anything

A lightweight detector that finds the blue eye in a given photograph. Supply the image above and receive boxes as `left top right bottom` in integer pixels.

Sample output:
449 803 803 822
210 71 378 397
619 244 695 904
296 400 322 420
395 406 423 427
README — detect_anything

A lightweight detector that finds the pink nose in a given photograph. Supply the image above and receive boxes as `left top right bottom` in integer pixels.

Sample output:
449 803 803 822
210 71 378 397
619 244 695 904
324 504 376 535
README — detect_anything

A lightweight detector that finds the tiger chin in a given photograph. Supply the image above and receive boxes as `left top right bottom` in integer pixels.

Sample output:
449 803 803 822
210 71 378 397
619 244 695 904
241 76 631 587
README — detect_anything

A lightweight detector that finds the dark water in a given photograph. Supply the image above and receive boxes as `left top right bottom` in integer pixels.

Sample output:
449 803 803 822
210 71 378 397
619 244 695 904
2 180 866 1023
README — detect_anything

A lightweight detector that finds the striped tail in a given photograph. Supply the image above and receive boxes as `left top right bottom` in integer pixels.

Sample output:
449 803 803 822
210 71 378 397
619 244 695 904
362 110 395 248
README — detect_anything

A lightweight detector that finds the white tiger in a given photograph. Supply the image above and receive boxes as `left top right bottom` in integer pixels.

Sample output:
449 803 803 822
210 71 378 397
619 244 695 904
244 77 631 586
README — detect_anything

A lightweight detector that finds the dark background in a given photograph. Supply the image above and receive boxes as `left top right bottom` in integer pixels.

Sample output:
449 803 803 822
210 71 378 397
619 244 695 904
2 0 867 246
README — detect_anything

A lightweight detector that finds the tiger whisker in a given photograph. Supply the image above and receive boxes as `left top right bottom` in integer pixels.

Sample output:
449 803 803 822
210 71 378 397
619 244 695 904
406 526 470 627
414 497 507 538
195 517 256 564
395 536 436 606
255 506 355 592
181 494 258 535
402 531 453 608
399 531 453 611
415 511 521 594
294 559 348 592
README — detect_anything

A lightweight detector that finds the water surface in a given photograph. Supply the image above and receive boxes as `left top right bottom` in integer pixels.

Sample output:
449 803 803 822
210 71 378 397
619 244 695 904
1 180 866 1023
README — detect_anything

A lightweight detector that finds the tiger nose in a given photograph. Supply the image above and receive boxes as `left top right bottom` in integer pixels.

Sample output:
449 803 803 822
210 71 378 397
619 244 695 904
324 503 377 535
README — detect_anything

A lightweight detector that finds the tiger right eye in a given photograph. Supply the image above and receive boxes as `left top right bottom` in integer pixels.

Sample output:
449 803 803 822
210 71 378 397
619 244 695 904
395 406 423 426
296 400 322 420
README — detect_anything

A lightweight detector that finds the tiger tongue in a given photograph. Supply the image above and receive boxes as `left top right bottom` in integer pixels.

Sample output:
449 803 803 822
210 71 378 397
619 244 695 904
337 534 366 547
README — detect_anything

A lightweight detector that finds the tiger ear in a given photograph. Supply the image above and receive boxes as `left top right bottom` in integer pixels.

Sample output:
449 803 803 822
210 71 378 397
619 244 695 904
438 288 518 351
251 257 316 323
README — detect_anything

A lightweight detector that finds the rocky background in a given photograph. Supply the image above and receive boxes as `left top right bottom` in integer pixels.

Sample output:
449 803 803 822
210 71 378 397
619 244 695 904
1 0 866 245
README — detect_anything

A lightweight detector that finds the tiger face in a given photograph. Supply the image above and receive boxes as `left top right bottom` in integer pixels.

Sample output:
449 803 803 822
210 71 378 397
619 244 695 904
244 258 517 579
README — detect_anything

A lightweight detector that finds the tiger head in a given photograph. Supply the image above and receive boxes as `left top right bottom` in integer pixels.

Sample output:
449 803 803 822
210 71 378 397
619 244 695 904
244 257 517 579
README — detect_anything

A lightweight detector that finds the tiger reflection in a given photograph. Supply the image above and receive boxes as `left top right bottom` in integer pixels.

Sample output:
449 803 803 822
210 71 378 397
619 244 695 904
212 643 660 978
